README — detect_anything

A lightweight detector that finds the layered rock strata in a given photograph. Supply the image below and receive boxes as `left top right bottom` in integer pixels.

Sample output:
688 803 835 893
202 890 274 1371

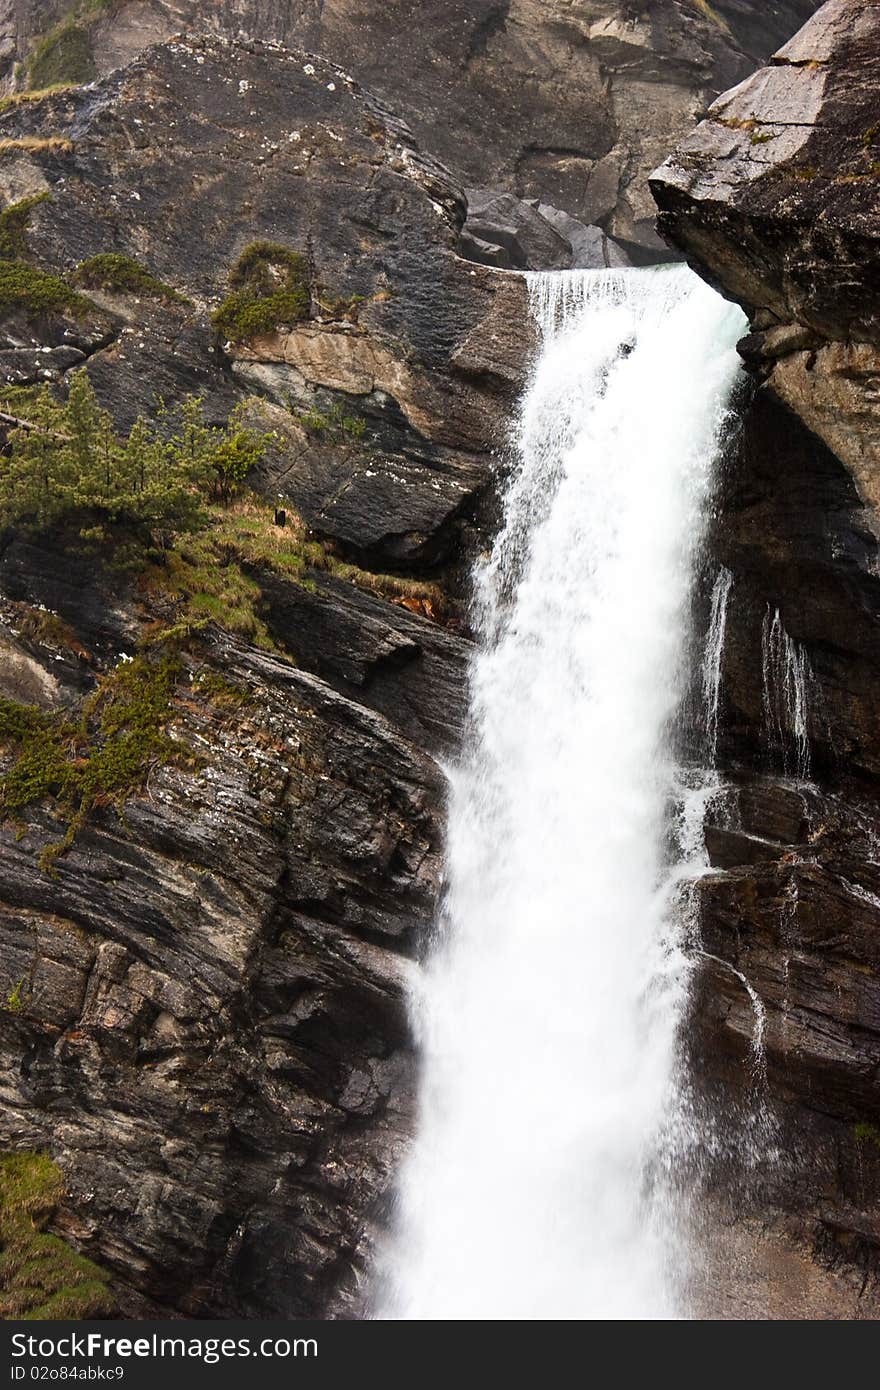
653 0 880 1301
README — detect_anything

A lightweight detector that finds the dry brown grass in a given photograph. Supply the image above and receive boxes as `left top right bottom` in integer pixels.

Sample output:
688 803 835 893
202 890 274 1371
0 136 73 158
0 84 73 114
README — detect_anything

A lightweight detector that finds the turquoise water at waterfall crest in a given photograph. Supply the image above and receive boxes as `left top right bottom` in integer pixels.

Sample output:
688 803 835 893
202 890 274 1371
379 265 747 1320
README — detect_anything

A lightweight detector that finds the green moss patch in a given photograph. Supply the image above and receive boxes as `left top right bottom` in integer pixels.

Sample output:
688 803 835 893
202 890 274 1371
25 1 121 90
0 1151 114 1320
0 648 190 870
141 529 278 650
0 260 93 319
73 253 189 304
29 23 93 90
4 977 26 1013
854 1122 880 1151
212 242 311 342
0 193 50 262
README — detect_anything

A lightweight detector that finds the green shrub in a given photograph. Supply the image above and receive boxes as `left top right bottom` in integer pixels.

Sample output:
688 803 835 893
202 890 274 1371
296 403 367 441
0 1152 114 1319
4 978 26 1013
73 253 189 304
212 242 310 342
0 193 50 261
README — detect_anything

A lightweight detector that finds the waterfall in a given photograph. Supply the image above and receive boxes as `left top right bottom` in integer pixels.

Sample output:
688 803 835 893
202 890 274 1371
379 265 746 1320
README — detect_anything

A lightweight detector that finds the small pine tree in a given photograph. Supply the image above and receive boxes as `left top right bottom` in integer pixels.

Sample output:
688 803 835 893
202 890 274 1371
0 374 268 546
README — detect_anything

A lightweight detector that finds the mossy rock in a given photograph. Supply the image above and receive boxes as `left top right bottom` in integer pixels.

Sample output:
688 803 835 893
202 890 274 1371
0 648 189 870
25 1 121 91
0 260 94 320
73 253 189 304
28 22 95 90
0 1151 114 1320
0 193 50 262
213 241 311 342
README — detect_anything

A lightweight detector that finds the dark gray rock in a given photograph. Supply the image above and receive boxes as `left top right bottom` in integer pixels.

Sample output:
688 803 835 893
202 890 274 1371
651 0 880 501
462 188 571 271
0 36 533 568
0 626 446 1318
0 37 501 1318
689 774 880 1288
1 2 826 260
654 0 880 1296
459 188 635 271
0 532 139 660
257 568 471 757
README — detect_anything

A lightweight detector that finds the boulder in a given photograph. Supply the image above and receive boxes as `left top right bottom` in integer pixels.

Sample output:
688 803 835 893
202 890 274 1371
461 188 571 270
536 204 632 269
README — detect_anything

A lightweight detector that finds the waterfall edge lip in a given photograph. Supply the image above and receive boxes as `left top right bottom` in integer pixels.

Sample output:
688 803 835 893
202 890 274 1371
375 265 749 1321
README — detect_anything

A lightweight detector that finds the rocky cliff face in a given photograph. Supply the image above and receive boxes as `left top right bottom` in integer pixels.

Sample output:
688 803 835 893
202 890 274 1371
0 33 530 1317
0 35 530 567
1 2 824 261
653 0 880 1304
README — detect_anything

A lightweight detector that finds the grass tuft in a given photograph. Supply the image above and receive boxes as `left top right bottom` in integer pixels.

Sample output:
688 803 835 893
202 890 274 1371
0 193 50 262
0 137 74 158
0 85 74 115
0 1151 114 1320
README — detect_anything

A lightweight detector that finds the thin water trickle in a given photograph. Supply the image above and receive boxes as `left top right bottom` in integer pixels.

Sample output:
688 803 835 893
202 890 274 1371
762 606 813 777
702 566 733 766
377 265 746 1320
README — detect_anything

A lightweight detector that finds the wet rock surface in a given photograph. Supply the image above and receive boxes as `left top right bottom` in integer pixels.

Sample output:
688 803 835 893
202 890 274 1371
656 0 880 1306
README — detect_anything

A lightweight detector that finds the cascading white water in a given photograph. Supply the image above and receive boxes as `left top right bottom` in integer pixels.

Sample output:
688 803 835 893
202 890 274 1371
379 265 746 1321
